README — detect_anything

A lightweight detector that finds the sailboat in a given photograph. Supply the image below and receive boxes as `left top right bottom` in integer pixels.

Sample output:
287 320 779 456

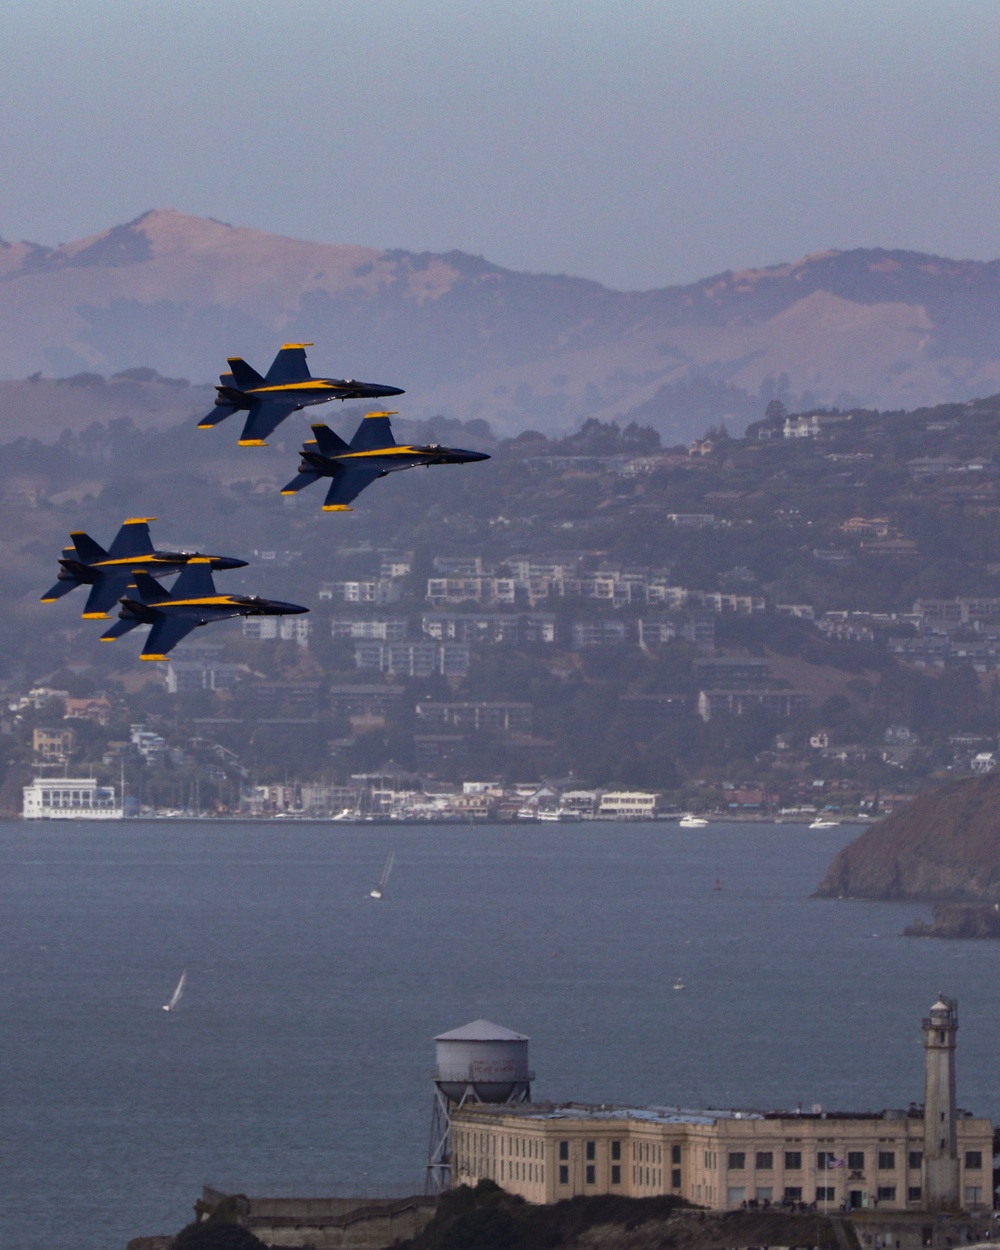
162 970 186 1012
370 850 395 899
673 976 686 991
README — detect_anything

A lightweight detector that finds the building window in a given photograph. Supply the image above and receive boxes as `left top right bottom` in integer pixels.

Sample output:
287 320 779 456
785 1152 802 1171
783 1187 802 1202
755 1151 773 1170
817 1152 837 1171
908 1187 922 1202
847 1151 865 1171
877 1186 897 1202
611 1140 621 1161
727 1187 746 1206
816 1187 836 1202
728 1152 746 1170
672 1145 681 1165
586 1141 596 1161
611 1165 621 1185
908 1152 923 1170
965 1151 983 1170
585 1165 595 1185
965 1186 984 1205
756 1187 773 1202
878 1151 896 1170
671 1169 681 1189
559 1141 569 1161
559 1165 569 1185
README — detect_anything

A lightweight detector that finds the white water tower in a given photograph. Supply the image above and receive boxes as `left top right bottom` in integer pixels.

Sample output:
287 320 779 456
426 1019 533 1192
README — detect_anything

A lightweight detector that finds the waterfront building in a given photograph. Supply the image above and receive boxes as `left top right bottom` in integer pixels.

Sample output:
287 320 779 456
453 1102 991 1213
452 999 991 1214
596 791 660 819
23 776 122 819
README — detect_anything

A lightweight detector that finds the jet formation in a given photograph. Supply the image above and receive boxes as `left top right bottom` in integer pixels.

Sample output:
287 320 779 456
198 343 404 446
44 340 489 660
281 411 490 511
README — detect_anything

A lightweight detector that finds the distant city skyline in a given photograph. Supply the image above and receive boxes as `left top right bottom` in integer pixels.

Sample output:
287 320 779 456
3 0 1000 290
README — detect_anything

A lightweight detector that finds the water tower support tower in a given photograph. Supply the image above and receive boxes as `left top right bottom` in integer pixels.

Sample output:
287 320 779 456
426 1019 532 1193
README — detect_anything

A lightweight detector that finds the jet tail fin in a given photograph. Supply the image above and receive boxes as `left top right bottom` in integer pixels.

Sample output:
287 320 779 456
129 570 171 604
264 343 313 385
349 411 398 452
107 517 155 560
227 357 266 390
170 559 217 600
70 531 107 564
311 423 350 455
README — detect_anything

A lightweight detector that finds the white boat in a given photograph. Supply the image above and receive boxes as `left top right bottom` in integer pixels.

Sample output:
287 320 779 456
162 970 186 1012
673 977 685 991
678 814 708 828
370 849 395 899
809 818 840 829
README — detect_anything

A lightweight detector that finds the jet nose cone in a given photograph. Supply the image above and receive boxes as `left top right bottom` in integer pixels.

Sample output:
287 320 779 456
274 601 309 615
374 384 405 397
467 450 491 462
219 557 250 569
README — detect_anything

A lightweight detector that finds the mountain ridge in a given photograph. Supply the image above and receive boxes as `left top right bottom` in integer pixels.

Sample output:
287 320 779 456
1 209 999 438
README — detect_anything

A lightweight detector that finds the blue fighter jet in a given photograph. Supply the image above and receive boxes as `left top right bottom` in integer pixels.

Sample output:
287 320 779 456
100 561 308 660
198 343 404 446
280 411 490 511
41 518 247 620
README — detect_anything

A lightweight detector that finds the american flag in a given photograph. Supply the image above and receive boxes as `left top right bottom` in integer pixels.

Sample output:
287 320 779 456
829 1157 846 1169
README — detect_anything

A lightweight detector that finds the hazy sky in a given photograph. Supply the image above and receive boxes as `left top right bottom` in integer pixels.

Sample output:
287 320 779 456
2 0 999 290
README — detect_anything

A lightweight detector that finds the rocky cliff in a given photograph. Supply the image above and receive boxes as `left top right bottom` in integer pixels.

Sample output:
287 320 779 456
816 772 1000 901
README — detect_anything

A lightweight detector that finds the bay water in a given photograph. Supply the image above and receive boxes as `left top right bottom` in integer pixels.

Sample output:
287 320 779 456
2 819 998 1250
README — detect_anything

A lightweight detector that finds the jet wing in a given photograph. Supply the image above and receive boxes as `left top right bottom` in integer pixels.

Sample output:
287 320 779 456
237 399 301 446
140 613 204 660
81 570 134 619
321 465 386 511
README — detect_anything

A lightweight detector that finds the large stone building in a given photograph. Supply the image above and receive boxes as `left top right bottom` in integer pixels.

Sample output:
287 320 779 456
452 998 992 1214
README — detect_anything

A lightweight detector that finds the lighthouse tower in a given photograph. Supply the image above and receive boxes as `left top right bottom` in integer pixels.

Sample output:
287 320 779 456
923 995 959 1210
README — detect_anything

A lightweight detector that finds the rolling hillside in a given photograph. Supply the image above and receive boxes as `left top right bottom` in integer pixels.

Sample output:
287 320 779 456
1 210 999 440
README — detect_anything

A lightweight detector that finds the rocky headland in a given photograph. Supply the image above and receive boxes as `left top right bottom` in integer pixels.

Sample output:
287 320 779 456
903 903 1000 939
815 771 1000 904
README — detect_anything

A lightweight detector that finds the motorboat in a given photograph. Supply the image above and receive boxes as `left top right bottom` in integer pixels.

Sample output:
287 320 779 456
678 814 708 828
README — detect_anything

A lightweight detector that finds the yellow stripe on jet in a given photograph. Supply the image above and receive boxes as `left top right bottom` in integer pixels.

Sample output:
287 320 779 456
249 381 340 393
338 446 421 458
322 505 353 512
141 654 169 661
